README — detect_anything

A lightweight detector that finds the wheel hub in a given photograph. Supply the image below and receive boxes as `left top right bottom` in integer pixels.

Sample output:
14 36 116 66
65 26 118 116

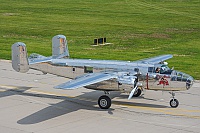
100 99 107 107
171 100 177 106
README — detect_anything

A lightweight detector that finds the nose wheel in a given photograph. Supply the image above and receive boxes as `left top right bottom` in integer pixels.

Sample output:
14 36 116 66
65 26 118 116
169 92 179 108
170 99 179 108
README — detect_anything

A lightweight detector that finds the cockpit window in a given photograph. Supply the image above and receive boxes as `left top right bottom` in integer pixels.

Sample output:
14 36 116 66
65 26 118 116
148 67 155 73
149 65 173 74
160 65 173 74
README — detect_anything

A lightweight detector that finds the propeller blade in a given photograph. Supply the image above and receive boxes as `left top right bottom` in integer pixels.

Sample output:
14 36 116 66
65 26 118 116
128 86 138 100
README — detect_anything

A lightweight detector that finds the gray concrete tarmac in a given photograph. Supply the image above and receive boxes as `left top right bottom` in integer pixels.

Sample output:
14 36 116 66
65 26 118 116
0 60 200 133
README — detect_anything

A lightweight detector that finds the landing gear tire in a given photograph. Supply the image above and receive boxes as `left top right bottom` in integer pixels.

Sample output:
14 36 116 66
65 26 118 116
98 95 111 109
133 89 142 97
170 99 179 108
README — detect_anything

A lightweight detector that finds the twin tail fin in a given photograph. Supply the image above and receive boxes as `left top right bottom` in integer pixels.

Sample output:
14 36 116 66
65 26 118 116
11 35 69 73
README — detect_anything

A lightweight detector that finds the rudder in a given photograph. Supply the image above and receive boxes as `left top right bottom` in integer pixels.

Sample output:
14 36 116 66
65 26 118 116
11 42 29 73
52 35 69 59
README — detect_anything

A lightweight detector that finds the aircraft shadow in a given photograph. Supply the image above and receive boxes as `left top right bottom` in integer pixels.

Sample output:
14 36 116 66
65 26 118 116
0 88 167 125
0 86 32 98
17 100 95 124
112 100 168 108
17 91 114 125
114 93 169 108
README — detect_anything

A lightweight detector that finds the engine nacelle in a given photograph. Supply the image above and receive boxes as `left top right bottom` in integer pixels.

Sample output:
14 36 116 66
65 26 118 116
118 75 137 85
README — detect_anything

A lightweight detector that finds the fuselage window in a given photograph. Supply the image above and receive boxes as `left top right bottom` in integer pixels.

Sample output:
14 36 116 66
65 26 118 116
72 67 76 72
84 66 93 73
148 67 155 73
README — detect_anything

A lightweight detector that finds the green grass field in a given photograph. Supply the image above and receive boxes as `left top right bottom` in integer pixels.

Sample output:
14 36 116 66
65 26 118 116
0 0 199 79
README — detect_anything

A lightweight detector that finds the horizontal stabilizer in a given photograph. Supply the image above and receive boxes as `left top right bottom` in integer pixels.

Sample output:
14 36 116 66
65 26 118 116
28 54 52 65
55 73 117 89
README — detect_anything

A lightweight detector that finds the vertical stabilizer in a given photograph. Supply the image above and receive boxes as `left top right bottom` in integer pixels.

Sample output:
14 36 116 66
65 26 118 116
11 42 29 73
52 35 70 58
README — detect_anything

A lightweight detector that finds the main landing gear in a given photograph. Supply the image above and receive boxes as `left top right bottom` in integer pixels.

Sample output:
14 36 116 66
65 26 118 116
133 88 142 97
97 89 143 109
98 91 112 109
169 92 179 108
98 95 111 109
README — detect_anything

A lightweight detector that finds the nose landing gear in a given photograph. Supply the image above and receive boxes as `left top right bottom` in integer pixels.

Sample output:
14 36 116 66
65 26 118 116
169 92 179 108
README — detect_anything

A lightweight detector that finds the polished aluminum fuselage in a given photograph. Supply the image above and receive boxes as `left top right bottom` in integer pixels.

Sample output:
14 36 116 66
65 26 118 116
30 58 193 93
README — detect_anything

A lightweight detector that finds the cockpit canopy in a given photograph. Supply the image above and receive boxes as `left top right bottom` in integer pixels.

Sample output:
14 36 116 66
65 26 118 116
148 65 173 74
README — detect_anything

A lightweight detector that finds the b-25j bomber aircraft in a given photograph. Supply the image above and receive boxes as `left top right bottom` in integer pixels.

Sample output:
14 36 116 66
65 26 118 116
11 35 194 109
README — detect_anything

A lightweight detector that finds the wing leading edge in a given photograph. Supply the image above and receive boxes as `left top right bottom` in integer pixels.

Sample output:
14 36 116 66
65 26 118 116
55 72 117 89
136 54 173 64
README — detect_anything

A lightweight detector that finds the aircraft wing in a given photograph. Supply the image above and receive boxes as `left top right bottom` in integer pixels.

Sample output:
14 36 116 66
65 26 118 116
136 54 173 64
55 72 117 89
